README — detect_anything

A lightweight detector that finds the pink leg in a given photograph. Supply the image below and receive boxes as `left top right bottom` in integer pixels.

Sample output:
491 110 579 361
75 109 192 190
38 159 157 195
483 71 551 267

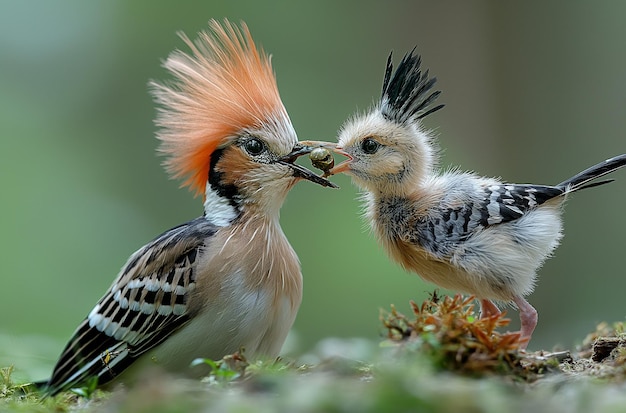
513 296 538 350
479 299 501 318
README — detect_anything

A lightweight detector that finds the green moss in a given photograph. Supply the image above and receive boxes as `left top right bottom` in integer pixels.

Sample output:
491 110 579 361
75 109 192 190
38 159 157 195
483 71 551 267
6 293 626 412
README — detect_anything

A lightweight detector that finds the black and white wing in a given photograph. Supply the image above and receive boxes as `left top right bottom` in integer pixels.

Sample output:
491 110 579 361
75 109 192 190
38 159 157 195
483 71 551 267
42 217 216 396
411 184 564 257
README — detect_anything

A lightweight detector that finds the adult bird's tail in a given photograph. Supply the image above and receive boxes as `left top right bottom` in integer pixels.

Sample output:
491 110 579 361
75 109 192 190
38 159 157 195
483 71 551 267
557 154 626 192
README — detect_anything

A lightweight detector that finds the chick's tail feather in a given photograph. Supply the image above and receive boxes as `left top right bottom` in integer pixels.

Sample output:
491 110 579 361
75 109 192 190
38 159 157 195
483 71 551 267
557 154 626 193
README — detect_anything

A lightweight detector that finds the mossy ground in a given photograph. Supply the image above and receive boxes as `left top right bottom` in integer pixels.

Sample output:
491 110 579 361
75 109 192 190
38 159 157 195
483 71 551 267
4 293 626 413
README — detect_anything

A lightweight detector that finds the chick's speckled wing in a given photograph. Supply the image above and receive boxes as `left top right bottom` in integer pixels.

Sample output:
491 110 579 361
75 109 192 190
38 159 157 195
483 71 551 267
407 183 565 257
44 217 217 395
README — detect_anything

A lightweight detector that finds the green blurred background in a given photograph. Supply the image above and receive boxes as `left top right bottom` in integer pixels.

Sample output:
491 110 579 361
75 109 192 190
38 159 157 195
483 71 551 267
1 1 625 381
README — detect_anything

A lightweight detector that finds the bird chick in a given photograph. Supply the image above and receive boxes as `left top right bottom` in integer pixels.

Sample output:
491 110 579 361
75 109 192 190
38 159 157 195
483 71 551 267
38 19 335 395
322 50 626 349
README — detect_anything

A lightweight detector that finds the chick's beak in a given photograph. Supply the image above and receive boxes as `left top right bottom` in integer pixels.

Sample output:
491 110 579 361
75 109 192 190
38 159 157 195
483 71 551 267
278 143 339 188
298 140 338 150
327 147 352 175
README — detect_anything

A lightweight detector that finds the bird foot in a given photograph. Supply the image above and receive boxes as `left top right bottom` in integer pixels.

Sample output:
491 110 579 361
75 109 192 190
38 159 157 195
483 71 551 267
479 299 501 318
513 296 538 350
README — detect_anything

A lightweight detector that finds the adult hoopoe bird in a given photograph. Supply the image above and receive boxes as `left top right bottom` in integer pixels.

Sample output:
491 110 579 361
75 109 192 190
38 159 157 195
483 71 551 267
306 50 626 349
37 19 336 395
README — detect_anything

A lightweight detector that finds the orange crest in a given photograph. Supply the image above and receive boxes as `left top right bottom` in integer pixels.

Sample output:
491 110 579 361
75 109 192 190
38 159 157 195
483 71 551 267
151 19 287 196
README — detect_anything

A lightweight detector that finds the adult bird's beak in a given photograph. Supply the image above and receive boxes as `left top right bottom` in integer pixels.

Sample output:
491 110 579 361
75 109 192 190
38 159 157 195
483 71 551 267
279 143 339 188
299 141 353 176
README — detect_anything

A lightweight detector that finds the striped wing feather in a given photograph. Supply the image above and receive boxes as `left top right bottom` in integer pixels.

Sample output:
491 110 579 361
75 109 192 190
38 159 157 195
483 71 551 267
44 217 216 395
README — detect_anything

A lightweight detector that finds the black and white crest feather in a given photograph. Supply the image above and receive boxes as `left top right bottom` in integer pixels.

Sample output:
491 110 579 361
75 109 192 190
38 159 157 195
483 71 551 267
380 49 445 125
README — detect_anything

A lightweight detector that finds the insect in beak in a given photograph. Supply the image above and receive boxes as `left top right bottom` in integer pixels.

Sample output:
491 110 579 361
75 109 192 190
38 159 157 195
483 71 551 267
279 143 339 188
299 141 352 176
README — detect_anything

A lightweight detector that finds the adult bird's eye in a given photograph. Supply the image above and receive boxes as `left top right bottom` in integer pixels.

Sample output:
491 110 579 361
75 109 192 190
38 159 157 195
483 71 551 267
244 138 265 156
361 138 381 154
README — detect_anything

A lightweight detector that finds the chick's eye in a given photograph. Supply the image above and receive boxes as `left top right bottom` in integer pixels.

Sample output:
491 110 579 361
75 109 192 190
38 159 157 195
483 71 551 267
361 138 381 154
244 138 265 156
